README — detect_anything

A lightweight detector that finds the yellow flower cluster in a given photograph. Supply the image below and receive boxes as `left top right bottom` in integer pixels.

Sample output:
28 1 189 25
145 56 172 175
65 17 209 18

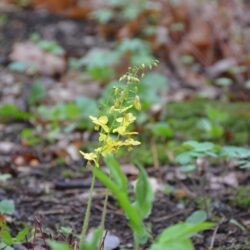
80 61 159 167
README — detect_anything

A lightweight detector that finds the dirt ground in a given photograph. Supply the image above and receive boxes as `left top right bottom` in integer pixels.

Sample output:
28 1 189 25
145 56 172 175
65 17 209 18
0 8 250 250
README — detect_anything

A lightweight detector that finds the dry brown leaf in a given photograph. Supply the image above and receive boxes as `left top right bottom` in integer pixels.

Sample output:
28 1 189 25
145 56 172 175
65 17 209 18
10 42 66 76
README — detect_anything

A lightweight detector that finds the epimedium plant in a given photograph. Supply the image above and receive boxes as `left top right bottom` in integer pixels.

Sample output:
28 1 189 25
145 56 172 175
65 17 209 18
47 61 213 250
79 62 159 248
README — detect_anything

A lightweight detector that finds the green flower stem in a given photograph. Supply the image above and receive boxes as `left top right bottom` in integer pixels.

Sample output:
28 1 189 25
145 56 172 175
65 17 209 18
134 235 139 250
80 174 96 247
99 189 109 248
100 190 109 230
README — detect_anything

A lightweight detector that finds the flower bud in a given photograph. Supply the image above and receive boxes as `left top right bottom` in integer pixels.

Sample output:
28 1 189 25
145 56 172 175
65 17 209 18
134 95 141 110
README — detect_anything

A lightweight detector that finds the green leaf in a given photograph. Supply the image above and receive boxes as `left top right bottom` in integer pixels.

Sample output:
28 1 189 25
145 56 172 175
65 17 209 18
75 97 99 118
179 165 197 173
0 104 30 122
0 243 14 250
37 40 64 56
0 200 15 215
79 228 102 250
156 222 214 243
47 241 71 250
92 168 147 243
221 146 250 159
139 72 168 107
0 174 12 182
183 141 215 152
58 226 72 236
83 49 119 69
117 38 150 54
175 152 194 165
186 210 207 225
91 9 113 24
8 62 27 72
133 165 154 219
215 77 233 87
28 81 46 106
15 227 29 243
104 155 128 192
150 238 194 250
149 122 173 138
21 129 41 146
0 230 14 245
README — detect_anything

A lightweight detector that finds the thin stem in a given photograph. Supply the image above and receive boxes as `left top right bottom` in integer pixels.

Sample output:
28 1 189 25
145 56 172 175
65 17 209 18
80 174 96 247
133 234 139 250
151 137 159 168
99 189 109 249
100 190 109 230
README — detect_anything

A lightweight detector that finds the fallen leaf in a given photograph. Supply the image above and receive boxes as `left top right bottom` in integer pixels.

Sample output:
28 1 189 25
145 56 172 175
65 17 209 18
10 42 66 76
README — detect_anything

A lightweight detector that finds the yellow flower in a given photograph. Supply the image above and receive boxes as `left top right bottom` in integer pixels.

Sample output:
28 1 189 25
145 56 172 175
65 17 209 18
95 136 122 156
98 133 107 142
110 105 133 113
116 113 136 127
134 95 141 111
122 138 141 146
113 126 138 136
89 115 109 133
79 151 99 167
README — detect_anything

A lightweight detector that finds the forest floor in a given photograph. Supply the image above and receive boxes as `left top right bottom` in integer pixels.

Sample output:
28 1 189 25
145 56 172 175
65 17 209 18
0 6 250 250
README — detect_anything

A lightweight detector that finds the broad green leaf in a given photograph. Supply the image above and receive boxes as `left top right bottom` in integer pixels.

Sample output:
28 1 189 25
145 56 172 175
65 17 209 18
179 165 197 173
48 241 71 250
58 226 72 236
117 38 150 54
0 104 30 121
0 174 12 182
75 97 99 118
156 222 214 243
222 146 250 159
79 228 102 250
186 210 207 225
0 200 15 215
92 168 147 243
240 161 250 169
133 165 154 219
82 49 119 69
183 141 215 152
150 238 194 250
0 243 13 250
215 77 233 87
149 122 173 138
91 9 113 24
21 129 41 146
28 81 46 106
0 230 14 245
8 62 27 72
15 227 29 243
104 155 128 192
175 152 194 165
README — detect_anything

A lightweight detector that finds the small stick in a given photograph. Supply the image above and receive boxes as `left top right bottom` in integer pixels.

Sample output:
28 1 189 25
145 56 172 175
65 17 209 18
100 230 108 250
209 218 225 250
35 217 48 250
32 222 38 250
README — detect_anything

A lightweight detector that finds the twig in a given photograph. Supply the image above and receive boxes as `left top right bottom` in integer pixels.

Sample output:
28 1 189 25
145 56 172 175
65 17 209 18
209 224 219 250
99 230 108 250
35 217 48 250
209 218 225 250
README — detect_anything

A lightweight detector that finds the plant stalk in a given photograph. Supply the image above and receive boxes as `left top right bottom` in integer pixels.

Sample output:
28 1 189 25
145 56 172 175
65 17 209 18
80 174 96 247
100 190 109 230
